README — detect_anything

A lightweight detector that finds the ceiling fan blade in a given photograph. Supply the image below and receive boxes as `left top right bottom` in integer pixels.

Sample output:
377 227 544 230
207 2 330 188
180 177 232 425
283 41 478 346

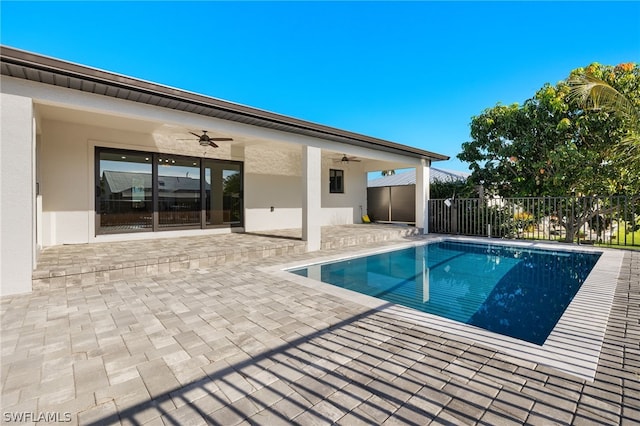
189 131 201 138
208 141 219 148
209 138 233 141
350 159 362 162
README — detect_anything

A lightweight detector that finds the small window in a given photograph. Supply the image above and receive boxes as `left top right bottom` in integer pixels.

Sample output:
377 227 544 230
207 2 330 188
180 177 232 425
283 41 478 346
329 169 344 193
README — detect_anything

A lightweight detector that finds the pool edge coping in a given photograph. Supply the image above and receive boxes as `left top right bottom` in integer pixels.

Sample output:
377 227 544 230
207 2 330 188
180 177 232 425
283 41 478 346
261 235 624 382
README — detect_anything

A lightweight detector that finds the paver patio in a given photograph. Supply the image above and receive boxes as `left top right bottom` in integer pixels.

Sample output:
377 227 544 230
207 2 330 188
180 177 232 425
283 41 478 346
1 225 639 425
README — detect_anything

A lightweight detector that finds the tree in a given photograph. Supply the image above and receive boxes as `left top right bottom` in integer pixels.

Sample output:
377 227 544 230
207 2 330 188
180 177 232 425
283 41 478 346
381 170 396 176
458 62 639 242
223 172 241 194
568 63 640 171
430 177 476 199
458 62 639 197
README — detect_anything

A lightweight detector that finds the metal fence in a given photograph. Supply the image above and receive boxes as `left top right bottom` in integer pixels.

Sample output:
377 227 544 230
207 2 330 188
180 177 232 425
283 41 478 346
429 195 640 248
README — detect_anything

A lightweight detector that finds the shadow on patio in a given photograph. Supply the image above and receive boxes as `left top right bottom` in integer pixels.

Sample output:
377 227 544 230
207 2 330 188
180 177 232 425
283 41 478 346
85 303 532 425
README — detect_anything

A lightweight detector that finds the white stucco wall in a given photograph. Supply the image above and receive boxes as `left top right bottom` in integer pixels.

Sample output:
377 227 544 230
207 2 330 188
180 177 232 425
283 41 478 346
41 119 158 246
321 159 367 225
243 146 302 232
39 118 369 243
1 93 35 296
39 118 246 246
302 146 322 251
40 120 92 245
243 146 367 232
244 173 302 231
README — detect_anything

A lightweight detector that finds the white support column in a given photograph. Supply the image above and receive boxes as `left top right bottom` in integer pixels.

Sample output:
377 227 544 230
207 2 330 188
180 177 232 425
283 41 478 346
1 93 35 295
302 145 321 251
415 159 430 234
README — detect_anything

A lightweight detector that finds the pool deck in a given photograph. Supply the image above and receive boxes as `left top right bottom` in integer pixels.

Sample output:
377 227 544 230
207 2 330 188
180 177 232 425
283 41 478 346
1 225 639 425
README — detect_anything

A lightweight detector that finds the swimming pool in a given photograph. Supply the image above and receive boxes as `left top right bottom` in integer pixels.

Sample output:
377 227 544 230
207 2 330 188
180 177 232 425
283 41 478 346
289 240 602 345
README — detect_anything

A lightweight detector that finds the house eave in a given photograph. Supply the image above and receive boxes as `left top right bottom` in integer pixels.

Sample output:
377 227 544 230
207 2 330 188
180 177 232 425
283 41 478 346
1 45 449 162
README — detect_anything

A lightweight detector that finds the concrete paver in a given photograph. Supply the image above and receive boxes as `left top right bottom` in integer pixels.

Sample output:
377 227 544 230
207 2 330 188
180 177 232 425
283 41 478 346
1 225 639 425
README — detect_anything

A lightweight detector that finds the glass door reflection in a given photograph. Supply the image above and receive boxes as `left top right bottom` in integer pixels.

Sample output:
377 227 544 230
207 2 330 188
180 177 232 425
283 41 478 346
204 161 242 226
98 151 153 232
157 156 201 228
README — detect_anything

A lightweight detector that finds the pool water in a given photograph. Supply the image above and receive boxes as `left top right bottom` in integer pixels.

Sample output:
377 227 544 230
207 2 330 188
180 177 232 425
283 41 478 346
290 241 601 345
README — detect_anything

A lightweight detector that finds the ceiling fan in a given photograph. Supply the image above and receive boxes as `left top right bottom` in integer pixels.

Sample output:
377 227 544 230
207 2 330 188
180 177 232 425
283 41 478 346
333 154 361 164
179 130 233 148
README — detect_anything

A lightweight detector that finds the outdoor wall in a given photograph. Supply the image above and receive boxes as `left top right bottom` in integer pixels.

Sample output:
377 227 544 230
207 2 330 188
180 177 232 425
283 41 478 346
243 146 302 232
321 159 367 224
1 93 34 296
244 173 302 231
39 119 242 246
40 120 92 245
39 117 370 243
243 146 367 232
40 120 161 245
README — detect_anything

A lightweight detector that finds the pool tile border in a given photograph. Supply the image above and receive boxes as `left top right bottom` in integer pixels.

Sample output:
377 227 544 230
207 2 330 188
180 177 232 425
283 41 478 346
264 236 624 381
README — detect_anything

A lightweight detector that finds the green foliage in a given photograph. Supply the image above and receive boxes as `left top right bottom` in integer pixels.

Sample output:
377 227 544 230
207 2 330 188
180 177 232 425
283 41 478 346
430 177 476 199
458 62 640 197
568 64 640 172
223 173 241 194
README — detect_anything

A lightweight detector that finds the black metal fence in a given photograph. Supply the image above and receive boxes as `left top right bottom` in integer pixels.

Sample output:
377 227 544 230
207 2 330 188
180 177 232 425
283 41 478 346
429 195 640 248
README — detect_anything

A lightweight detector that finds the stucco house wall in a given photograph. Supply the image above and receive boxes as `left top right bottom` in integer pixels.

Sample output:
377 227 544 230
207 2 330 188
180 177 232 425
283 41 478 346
38 116 369 243
245 150 367 232
0 93 35 294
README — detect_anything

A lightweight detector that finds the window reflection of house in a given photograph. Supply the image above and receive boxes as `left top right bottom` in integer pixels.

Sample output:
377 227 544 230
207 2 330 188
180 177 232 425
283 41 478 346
97 150 242 232
103 170 153 205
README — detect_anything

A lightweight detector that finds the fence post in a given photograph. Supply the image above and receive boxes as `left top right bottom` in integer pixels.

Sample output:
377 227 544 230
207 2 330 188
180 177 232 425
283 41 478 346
451 201 458 234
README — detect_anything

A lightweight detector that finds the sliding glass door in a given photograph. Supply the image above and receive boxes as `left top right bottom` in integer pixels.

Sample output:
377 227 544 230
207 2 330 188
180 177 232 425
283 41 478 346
96 148 242 234
97 151 153 232
204 161 242 226
158 155 201 228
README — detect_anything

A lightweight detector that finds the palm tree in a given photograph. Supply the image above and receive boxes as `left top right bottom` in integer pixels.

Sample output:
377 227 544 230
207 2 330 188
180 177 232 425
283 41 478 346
568 73 640 154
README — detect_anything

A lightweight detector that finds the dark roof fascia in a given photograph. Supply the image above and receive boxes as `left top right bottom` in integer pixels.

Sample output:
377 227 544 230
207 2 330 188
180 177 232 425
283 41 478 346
0 45 449 161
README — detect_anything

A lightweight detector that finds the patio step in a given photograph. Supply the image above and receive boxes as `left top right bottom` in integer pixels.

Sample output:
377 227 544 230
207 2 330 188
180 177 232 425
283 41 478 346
31 224 422 291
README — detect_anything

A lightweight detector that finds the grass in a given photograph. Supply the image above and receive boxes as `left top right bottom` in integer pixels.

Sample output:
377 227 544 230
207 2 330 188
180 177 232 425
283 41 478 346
519 220 640 250
598 221 640 249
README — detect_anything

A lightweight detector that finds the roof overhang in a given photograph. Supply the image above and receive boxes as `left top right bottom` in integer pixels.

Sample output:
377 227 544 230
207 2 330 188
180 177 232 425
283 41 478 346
1 45 449 162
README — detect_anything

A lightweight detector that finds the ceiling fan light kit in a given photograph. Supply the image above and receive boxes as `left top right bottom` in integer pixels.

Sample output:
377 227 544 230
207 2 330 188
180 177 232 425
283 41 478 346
178 130 233 148
335 154 361 164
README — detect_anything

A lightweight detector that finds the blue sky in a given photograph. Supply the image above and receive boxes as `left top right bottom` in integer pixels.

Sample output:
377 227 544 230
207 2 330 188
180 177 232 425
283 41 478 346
2 1 639 172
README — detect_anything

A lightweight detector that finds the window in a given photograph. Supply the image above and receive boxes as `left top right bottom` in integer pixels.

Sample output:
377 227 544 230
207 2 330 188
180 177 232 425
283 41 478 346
96 148 243 234
329 169 344 193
